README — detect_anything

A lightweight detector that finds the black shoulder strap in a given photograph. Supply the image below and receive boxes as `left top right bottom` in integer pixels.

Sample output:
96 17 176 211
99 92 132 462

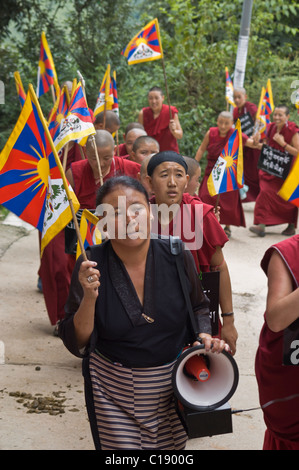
169 236 198 340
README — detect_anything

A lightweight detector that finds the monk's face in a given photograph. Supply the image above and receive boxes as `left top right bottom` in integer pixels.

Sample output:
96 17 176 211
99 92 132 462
233 91 246 109
217 116 233 137
87 145 114 179
273 108 289 130
148 90 164 114
186 166 201 196
125 130 146 157
131 141 159 164
148 162 189 206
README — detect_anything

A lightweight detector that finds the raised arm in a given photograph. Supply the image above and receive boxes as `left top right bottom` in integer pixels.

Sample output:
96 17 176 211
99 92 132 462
195 130 210 163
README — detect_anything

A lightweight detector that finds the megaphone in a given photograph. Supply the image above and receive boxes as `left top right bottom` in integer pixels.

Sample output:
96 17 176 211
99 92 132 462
172 344 239 439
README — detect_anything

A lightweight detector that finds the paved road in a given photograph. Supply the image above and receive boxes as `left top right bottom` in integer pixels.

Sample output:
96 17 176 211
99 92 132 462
1 204 291 450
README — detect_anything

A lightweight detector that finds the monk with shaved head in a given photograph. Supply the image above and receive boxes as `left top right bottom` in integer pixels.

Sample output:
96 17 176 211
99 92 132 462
66 130 141 209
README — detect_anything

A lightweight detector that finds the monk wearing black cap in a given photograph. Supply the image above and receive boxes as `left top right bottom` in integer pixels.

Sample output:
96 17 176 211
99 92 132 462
147 151 238 355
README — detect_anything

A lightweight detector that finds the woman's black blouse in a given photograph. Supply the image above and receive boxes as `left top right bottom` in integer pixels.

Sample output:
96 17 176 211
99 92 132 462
59 238 211 368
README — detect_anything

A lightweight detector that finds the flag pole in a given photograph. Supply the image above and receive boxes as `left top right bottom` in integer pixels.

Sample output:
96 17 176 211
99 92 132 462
161 57 172 120
62 142 69 173
90 135 103 186
50 85 56 105
76 78 103 184
28 83 87 261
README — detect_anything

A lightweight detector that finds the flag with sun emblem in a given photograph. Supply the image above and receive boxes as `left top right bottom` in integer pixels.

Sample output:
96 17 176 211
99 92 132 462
54 81 95 152
207 120 244 197
36 32 59 98
121 18 163 65
48 85 70 144
0 85 80 257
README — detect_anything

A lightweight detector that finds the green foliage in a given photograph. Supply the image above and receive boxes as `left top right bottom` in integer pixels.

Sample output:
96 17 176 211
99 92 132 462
0 0 298 162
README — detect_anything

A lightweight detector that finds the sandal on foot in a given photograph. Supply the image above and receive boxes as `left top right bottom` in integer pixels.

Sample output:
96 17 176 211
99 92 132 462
224 227 231 238
281 227 295 236
249 225 265 237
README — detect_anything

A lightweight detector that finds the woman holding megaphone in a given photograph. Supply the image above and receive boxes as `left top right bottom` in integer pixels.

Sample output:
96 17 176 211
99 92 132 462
59 175 229 450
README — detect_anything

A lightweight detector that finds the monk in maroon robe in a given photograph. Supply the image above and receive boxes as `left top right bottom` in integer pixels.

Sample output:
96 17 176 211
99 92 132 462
38 230 71 328
195 111 260 238
114 122 145 157
233 88 261 202
138 86 183 152
255 234 299 450
147 151 238 356
250 106 299 237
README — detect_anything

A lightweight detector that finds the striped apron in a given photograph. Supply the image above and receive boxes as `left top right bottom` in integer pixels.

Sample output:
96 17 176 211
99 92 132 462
89 352 187 450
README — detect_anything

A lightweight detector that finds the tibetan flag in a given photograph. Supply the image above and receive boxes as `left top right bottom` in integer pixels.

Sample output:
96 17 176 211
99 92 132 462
36 31 59 98
256 80 274 138
54 81 95 152
263 79 274 115
14 71 26 107
225 67 235 107
48 85 70 144
121 18 163 65
111 70 119 115
0 84 80 257
76 209 102 259
207 119 244 197
255 86 266 136
278 154 299 208
94 65 114 117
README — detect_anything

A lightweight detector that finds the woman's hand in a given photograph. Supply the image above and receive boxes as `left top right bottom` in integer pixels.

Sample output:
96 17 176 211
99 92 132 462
78 260 100 300
273 132 286 147
195 333 231 354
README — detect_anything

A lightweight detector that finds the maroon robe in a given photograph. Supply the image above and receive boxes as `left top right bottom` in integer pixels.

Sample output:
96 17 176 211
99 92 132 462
70 157 141 209
150 193 229 273
233 101 260 202
143 104 179 152
60 143 86 172
198 127 247 227
114 142 128 157
254 121 299 227
38 230 72 326
255 235 299 450
150 193 229 338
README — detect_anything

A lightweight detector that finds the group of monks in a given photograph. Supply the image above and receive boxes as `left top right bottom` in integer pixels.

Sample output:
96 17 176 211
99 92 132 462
34 81 299 450
38 84 298 333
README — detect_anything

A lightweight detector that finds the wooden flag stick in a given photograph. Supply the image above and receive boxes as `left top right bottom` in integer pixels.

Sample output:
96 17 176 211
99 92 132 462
50 84 56 105
103 101 107 129
116 129 120 157
91 135 103 186
62 142 69 173
161 57 172 120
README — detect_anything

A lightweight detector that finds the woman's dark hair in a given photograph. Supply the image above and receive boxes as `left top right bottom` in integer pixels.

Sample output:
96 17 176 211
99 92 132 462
96 176 150 206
